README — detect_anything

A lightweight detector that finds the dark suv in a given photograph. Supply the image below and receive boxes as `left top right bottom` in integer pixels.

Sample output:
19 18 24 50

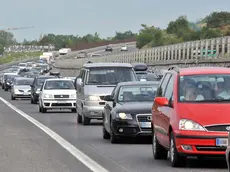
30 76 55 104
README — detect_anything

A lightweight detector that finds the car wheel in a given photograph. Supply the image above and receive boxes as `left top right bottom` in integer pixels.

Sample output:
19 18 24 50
170 132 186 167
40 102 47 113
31 97 35 104
77 112 82 123
11 94 15 100
110 120 119 143
82 113 90 125
4 88 8 91
152 129 168 159
71 109 76 113
102 115 110 139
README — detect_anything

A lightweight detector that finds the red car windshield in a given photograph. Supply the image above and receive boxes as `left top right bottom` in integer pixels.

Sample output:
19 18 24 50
179 74 230 102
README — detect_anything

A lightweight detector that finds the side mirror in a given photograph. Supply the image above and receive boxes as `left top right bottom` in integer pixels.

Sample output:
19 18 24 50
77 78 83 86
154 97 169 106
40 87 43 91
30 84 33 87
103 95 113 101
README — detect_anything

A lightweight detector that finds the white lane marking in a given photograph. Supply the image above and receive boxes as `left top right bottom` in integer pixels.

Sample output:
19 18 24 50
0 97 108 172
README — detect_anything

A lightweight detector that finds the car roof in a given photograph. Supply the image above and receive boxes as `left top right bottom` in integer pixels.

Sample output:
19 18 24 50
45 78 72 81
177 67 230 76
36 76 55 79
117 81 160 86
4 73 18 75
83 63 133 68
15 77 33 80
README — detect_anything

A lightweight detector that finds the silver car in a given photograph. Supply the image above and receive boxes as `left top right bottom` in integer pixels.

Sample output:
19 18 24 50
11 77 33 100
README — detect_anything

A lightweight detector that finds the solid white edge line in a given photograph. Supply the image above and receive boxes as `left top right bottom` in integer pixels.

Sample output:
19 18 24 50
0 97 108 172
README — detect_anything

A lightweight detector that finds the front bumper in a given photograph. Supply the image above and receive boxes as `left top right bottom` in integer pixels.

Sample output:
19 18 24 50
14 93 31 98
174 130 228 156
112 119 151 137
42 99 76 109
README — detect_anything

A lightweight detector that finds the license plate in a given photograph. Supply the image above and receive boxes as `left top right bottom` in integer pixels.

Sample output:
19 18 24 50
216 138 228 146
140 122 151 128
24 93 29 95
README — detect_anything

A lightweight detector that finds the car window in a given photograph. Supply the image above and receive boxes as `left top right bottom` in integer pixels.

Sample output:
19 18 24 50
15 79 33 85
164 75 174 100
44 80 75 90
86 67 136 85
156 73 171 97
118 84 157 102
179 74 230 102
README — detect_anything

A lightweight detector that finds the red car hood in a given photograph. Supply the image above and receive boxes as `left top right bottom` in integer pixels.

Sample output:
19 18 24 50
178 103 230 126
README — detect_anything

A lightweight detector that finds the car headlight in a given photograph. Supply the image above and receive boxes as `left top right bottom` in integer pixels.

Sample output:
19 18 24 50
179 119 206 131
36 88 40 94
43 94 53 99
70 94 76 98
14 89 20 93
116 113 132 120
86 95 100 101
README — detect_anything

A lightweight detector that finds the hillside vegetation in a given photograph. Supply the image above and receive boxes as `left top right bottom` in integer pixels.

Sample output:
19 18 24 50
136 11 230 49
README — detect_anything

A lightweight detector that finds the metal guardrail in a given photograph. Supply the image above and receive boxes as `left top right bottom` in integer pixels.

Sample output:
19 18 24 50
53 36 230 69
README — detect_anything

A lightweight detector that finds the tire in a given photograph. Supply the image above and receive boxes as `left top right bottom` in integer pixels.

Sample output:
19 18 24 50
77 113 82 123
40 103 47 113
31 98 35 104
71 109 76 113
110 119 119 143
169 132 186 167
11 94 15 100
4 87 8 91
82 113 90 125
102 115 110 139
152 128 168 159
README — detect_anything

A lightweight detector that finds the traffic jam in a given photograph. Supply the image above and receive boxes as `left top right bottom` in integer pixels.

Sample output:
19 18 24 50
1 59 230 170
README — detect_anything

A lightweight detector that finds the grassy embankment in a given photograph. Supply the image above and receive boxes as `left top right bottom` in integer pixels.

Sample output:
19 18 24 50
0 52 42 65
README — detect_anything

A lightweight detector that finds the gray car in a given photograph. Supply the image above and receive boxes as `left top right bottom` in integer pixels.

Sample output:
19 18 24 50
11 77 34 100
75 63 138 125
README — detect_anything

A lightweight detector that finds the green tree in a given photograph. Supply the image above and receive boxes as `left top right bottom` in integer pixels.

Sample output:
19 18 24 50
204 11 230 28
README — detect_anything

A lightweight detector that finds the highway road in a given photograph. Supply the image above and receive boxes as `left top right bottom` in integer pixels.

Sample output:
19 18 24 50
0 89 228 172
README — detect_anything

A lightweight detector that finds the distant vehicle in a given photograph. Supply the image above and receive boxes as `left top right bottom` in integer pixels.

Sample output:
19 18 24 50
76 51 87 58
30 76 55 104
59 48 71 55
11 77 33 100
18 63 27 70
102 81 159 143
121 45 128 51
2 73 19 91
26 62 33 70
38 78 76 113
75 62 138 125
90 53 101 57
105 45 113 52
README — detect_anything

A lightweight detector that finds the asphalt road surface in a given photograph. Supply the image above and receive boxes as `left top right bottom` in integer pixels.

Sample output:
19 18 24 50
0 89 228 172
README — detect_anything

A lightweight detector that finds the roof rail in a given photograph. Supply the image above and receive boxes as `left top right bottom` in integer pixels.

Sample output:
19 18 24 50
168 66 180 72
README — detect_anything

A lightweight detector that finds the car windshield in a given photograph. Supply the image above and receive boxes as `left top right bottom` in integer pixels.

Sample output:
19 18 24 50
15 79 33 85
86 67 136 85
36 78 50 86
179 74 230 102
118 85 157 102
19 63 26 67
6 75 17 80
44 80 75 89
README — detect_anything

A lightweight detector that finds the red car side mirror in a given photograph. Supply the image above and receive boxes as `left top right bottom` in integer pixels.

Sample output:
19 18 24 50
154 97 169 106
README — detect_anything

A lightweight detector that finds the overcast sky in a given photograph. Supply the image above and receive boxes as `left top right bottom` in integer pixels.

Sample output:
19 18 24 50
1 0 230 41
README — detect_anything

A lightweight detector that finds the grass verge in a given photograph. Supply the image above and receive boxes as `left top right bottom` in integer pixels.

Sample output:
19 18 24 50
0 52 42 64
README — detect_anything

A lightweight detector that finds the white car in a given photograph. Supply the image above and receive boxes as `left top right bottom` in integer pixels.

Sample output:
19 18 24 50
38 78 76 113
121 45 128 51
18 63 27 70
59 48 71 55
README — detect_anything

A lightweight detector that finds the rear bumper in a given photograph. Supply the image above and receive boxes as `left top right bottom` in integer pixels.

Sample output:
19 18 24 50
174 130 228 156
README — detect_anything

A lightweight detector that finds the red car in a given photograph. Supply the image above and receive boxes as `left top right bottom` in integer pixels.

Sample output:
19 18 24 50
152 66 230 167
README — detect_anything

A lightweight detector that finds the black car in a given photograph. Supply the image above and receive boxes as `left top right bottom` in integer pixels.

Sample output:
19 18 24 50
30 76 55 104
2 73 20 91
105 45 113 52
132 63 161 81
102 81 159 143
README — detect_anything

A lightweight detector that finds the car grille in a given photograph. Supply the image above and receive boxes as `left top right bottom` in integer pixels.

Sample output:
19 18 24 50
205 125 230 132
137 115 152 122
196 146 226 151
18 90 31 93
54 95 69 98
